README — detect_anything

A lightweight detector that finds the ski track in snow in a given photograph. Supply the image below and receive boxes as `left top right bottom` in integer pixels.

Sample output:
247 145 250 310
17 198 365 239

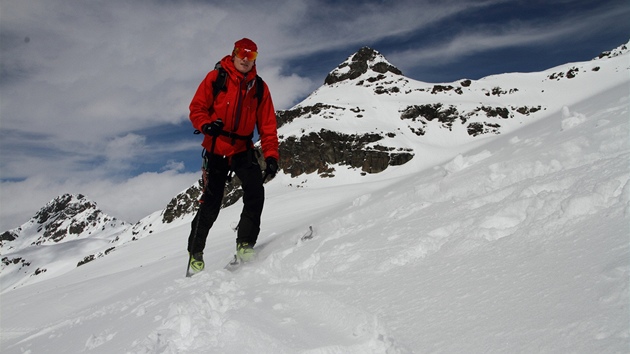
130 265 405 353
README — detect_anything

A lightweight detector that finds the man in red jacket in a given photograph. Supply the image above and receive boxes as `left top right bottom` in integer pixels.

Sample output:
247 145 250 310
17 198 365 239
187 38 279 274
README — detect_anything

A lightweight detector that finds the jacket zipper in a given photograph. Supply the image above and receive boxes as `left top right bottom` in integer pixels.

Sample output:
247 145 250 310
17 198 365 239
232 77 245 138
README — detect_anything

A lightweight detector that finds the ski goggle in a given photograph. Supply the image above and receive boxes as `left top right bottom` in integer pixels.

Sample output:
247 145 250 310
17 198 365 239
233 47 258 61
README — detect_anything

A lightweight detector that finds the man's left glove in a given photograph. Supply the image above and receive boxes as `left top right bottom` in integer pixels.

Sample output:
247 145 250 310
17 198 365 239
264 157 279 179
201 119 224 137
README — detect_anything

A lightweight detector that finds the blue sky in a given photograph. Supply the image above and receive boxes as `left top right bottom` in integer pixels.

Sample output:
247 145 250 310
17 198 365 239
1 0 628 229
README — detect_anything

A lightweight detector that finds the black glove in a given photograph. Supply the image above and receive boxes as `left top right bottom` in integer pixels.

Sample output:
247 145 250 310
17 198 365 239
264 157 278 179
201 119 224 137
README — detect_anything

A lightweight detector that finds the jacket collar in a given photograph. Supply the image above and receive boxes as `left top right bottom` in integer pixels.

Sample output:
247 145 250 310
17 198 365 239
220 55 257 82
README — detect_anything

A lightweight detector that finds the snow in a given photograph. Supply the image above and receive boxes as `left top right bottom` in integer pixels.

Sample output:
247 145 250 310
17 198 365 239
1 45 629 353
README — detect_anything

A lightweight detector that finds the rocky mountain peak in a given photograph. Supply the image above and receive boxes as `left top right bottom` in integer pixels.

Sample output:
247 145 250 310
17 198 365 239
35 193 94 224
594 40 629 60
324 46 402 85
1 193 126 249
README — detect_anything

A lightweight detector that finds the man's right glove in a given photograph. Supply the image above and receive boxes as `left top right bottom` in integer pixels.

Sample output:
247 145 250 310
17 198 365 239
264 157 278 179
201 119 224 137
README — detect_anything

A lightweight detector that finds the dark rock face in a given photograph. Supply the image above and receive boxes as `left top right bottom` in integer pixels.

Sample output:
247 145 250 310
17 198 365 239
279 129 413 177
162 183 203 224
400 103 544 137
276 103 341 129
325 47 402 85
0 230 18 243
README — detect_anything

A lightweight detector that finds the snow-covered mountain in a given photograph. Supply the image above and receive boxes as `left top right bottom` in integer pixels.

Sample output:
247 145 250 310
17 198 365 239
0 190 198 292
0 194 129 291
276 44 627 180
1 194 126 249
0 41 628 353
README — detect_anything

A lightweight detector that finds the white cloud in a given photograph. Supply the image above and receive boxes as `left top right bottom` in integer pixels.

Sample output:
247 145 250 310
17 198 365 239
258 66 317 109
105 134 146 161
88 170 200 225
162 160 186 172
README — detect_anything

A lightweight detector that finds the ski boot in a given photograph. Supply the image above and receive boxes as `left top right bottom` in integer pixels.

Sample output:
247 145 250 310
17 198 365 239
236 242 255 262
189 252 205 274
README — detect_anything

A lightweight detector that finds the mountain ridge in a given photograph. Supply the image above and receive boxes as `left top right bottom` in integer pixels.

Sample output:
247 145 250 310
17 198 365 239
1 40 628 292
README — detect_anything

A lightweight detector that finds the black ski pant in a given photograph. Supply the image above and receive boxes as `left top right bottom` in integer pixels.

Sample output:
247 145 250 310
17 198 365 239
187 149 264 254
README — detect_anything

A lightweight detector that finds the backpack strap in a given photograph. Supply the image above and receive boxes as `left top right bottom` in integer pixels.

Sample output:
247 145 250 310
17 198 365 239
211 62 228 100
254 75 264 102
218 130 253 141
211 62 262 103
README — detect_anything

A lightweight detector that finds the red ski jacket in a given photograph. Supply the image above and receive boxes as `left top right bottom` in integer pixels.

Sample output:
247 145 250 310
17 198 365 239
189 55 279 160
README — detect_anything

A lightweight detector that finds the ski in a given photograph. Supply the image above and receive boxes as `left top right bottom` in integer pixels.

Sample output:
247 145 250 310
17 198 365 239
185 254 193 277
300 225 314 241
186 265 203 278
224 254 242 272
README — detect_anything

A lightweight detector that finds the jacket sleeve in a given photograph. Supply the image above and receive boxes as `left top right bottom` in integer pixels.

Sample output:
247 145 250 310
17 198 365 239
257 82 279 160
189 70 218 131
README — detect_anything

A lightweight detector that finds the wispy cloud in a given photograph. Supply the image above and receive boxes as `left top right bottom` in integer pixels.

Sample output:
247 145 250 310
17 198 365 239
260 0 510 56
389 1 630 71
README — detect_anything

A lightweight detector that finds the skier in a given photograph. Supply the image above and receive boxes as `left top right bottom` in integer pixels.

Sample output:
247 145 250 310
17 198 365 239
187 38 279 275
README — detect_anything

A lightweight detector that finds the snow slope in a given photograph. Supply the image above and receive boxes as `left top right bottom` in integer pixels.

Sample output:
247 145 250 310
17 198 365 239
0 47 628 353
